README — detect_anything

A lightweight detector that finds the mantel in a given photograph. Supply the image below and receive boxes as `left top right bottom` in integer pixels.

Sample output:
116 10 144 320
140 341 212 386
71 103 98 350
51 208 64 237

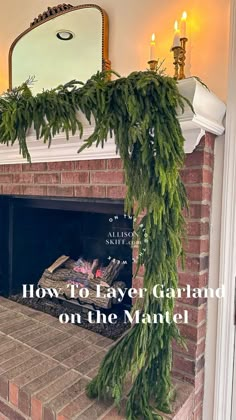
0 77 226 165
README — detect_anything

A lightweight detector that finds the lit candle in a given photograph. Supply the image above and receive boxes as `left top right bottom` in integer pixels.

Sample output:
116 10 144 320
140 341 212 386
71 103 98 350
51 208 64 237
172 20 180 48
150 33 156 61
180 11 187 38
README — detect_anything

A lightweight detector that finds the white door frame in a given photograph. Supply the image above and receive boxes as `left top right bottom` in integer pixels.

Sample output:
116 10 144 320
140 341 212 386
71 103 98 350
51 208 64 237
213 0 236 418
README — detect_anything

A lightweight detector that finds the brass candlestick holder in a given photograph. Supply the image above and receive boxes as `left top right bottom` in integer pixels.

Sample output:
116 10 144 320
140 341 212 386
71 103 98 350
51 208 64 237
148 60 158 71
172 46 181 79
171 37 188 80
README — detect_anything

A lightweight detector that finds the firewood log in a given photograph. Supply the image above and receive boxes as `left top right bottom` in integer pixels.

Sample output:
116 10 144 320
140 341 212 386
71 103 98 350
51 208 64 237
39 277 112 309
47 255 70 273
103 259 123 285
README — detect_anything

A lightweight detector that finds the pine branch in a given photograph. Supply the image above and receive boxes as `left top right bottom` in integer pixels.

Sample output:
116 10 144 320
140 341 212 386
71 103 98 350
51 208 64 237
0 70 189 418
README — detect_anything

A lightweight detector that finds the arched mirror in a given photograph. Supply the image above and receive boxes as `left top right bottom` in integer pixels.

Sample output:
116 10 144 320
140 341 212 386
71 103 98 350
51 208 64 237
9 3 110 94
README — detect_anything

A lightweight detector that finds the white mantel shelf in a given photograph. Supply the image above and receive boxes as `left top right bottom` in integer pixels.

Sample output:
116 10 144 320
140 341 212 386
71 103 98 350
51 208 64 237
0 77 226 165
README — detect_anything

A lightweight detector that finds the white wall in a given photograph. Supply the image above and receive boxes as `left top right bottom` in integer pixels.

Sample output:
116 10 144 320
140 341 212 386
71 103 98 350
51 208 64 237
0 0 230 100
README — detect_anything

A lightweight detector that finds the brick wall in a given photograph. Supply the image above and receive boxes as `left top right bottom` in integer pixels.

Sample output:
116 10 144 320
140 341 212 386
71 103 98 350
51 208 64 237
0 133 215 419
0 159 127 198
175 133 215 419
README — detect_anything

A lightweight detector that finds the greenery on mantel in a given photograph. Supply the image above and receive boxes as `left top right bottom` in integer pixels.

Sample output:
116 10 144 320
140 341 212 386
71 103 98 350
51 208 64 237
0 71 189 419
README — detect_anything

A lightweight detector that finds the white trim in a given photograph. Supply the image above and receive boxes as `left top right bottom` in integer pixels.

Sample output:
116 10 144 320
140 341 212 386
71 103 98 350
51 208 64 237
232 335 236 417
0 78 226 164
0 130 120 164
203 136 224 420
213 0 236 418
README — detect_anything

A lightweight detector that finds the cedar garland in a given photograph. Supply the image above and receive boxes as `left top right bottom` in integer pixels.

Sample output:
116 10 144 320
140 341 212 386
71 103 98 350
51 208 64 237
0 71 189 419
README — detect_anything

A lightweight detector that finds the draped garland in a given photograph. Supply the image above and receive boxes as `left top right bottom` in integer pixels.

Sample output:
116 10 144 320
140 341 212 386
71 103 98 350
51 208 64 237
0 71 188 419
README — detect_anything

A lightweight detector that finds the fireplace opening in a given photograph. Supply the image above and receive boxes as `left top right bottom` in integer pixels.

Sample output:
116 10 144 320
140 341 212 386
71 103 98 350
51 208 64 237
0 195 133 337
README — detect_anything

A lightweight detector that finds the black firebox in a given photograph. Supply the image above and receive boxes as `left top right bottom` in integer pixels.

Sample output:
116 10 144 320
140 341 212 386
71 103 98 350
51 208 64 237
0 195 133 298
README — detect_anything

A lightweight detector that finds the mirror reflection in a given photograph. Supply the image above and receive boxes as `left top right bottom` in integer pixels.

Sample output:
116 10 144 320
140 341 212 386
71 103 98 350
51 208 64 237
9 4 110 94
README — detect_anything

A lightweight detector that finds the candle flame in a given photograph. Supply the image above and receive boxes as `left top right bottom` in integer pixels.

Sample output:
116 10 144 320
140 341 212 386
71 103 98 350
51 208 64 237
174 20 179 31
151 33 155 42
182 11 187 21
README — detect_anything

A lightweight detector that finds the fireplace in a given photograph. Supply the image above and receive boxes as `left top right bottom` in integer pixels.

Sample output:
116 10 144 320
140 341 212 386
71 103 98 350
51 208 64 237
0 195 133 309
0 137 219 417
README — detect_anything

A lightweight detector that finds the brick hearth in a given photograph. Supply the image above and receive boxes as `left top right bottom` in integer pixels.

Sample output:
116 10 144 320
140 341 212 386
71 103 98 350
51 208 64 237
0 297 194 420
0 133 215 419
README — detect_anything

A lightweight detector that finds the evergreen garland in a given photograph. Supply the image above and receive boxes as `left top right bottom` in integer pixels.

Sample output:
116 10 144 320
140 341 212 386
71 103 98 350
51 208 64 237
0 71 189 419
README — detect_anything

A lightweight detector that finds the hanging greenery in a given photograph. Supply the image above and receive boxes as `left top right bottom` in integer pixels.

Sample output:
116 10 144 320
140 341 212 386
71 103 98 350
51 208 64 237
0 71 189 419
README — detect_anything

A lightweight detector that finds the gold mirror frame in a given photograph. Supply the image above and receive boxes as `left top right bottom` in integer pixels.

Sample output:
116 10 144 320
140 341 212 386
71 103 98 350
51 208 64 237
8 3 111 90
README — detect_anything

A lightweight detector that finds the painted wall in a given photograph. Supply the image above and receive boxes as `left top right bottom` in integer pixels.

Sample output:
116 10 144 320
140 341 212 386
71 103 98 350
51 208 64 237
0 0 230 100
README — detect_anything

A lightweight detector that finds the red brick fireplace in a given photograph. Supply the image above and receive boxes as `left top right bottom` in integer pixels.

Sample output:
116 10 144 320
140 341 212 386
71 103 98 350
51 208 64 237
0 132 215 419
